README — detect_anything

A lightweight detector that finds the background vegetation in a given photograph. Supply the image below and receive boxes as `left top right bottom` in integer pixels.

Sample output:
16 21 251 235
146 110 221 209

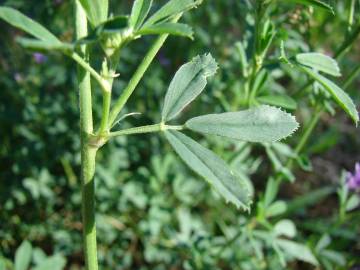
0 0 359 269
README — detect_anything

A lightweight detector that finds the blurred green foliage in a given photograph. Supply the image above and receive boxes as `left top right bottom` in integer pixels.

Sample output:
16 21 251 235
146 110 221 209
0 0 359 269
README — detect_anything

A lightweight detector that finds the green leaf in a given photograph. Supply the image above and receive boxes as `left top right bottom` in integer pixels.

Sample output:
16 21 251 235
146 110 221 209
235 41 249 77
130 0 153 30
96 16 129 34
274 219 297 238
276 239 319 266
0 7 60 43
264 177 279 207
162 54 218 121
257 94 297 110
143 0 199 28
266 200 287 217
300 66 359 125
281 0 334 13
79 0 108 27
138 22 193 38
32 255 66 270
346 194 360 211
165 130 251 210
15 241 32 270
296 53 341 77
186 105 299 143
252 69 268 95
315 234 331 252
17 38 74 52
321 250 346 266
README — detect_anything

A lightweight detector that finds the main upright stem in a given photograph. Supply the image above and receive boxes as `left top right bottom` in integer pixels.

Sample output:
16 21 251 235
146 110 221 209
75 1 98 269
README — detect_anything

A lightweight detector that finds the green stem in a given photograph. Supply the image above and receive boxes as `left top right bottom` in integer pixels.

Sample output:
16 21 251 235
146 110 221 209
75 1 98 270
71 52 110 93
109 123 183 138
348 0 356 33
343 64 360 90
98 90 111 134
247 3 270 106
108 15 181 127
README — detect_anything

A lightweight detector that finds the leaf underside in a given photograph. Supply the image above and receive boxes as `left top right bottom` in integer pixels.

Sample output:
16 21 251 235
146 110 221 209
165 130 251 210
300 66 359 125
186 105 299 143
162 54 218 121
276 239 319 266
296 53 341 77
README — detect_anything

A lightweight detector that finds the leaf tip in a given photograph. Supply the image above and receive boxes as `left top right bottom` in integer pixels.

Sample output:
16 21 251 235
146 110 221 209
197 53 218 77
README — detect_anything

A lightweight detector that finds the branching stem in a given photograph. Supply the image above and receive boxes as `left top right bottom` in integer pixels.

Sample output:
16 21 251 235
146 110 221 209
71 52 110 93
75 1 98 269
108 15 182 127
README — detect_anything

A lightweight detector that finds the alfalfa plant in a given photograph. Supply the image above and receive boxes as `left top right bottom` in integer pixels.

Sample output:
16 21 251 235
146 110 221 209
0 0 299 269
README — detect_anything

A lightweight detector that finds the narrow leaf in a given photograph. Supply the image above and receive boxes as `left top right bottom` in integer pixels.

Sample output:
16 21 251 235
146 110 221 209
274 219 297 238
300 66 359 125
96 16 129 34
130 0 153 30
165 130 251 210
296 53 341 77
257 94 297 110
0 7 60 42
276 239 319 266
282 0 334 13
321 250 346 266
79 0 108 27
17 38 74 52
162 54 218 121
266 200 287 217
186 105 299 143
138 22 193 38
315 235 331 252
235 41 249 77
143 0 199 27
14 241 32 270
32 255 66 270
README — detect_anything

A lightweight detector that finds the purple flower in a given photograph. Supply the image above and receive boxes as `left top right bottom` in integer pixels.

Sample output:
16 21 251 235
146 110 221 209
346 163 360 190
33 53 47 64
54 0 63 5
